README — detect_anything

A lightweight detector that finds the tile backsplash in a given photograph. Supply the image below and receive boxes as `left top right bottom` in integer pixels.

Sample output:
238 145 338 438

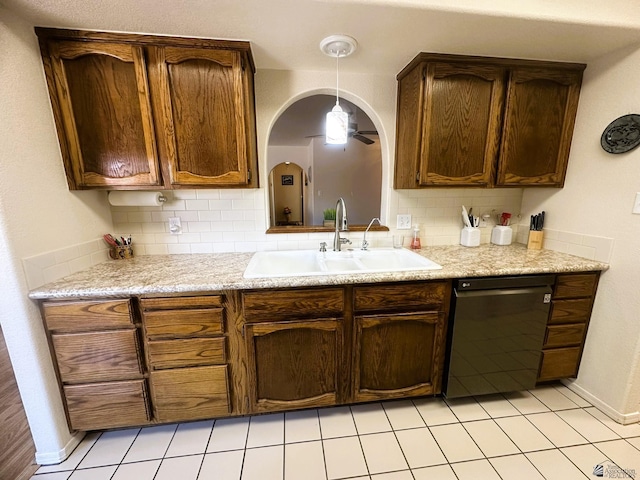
22 187 614 289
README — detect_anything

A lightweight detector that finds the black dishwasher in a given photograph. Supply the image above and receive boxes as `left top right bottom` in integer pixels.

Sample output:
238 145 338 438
444 275 554 398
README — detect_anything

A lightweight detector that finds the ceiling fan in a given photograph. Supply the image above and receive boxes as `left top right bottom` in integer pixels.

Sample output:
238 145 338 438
307 122 378 144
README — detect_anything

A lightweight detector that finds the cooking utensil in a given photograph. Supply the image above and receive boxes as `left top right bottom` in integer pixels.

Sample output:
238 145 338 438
461 206 472 228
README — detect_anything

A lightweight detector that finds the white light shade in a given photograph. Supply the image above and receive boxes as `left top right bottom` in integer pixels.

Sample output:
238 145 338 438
326 104 349 144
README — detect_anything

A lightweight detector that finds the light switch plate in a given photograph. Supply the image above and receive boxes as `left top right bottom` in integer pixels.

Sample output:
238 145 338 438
397 214 412 229
633 193 640 214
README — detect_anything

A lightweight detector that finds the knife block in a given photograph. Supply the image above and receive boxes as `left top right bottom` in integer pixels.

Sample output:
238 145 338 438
527 230 544 250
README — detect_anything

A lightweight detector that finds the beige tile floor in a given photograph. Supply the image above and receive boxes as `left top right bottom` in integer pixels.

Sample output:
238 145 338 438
31 385 640 480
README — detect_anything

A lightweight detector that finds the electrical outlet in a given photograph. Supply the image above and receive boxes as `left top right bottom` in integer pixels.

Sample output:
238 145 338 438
633 192 640 214
397 214 412 230
168 217 182 235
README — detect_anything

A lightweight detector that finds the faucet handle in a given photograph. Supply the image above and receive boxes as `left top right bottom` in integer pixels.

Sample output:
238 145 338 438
319 242 327 252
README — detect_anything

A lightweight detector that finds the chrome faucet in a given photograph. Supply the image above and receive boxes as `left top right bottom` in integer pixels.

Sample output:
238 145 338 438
361 217 381 250
333 197 351 251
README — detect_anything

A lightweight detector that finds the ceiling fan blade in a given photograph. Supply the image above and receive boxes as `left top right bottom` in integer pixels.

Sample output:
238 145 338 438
356 130 378 136
353 134 375 145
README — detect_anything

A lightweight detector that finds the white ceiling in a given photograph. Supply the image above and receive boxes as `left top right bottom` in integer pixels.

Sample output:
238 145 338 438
5 0 640 76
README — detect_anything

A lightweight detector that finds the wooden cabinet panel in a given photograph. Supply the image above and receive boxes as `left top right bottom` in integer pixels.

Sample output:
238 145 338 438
140 295 223 310
544 324 586 348
496 68 582 187
64 380 150 430
538 347 581 381
245 319 342 412
148 337 226 369
143 308 224 339
45 41 160 188
52 329 142 384
354 282 447 313
36 28 258 190
353 312 446 401
43 299 132 332
548 298 593 325
554 273 598 299
394 53 584 188
150 365 229 423
148 47 253 186
417 63 504 186
242 288 345 322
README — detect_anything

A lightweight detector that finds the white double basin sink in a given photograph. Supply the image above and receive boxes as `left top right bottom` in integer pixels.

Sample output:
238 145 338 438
243 248 442 278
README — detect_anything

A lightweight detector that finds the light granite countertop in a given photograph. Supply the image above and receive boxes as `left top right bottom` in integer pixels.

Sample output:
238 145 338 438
28 244 609 300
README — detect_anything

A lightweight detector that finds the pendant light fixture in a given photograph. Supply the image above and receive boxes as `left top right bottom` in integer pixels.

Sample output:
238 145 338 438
320 35 357 145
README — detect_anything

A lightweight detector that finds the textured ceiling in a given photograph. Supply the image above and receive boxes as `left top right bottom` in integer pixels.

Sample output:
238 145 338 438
4 0 640 76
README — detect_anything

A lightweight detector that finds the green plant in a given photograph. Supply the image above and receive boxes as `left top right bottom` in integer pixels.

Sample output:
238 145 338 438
323 208 336 220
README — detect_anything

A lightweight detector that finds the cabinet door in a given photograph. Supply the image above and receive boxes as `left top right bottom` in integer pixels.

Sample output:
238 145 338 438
418 63 505 186
47 41 160 188
149 47 252 186
497 67 582 186
245 319 342 412
353 312 446 402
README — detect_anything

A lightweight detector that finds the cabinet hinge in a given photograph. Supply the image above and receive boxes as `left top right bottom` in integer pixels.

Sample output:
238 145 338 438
241 57 246 71
416 171 420 182
247 170 252 182
245 396 249 411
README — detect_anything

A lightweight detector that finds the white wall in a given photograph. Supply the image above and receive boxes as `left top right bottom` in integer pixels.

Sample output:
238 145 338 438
521 43 640 421
0 7 114 462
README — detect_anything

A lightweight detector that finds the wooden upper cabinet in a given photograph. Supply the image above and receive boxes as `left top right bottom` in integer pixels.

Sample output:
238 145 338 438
418 63 504 186
45 41 160 188
394 53 585 189
36 28 258 190
497 68 583 187
148 47 253 186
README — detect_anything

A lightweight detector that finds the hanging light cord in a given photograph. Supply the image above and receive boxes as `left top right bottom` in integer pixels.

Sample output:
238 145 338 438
335 52 340 107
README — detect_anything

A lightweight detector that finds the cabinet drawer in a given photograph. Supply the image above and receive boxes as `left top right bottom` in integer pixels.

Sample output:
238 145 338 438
242 288 344 322
354 282 448 313
143 308 224 338
140 295 223 310
554 273 598 299
538 347 582 381
148 337 226 369
543 324 586 348
43 299 133 332
150 365 230 422
52 329 142 384
64 379 150 430
548 298 592 325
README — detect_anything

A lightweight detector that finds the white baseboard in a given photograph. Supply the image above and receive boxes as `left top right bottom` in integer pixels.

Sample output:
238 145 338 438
562 380 640 425
35 431 85 465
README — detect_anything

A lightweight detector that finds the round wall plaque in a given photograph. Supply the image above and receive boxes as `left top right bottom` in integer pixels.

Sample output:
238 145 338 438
601 114 640 154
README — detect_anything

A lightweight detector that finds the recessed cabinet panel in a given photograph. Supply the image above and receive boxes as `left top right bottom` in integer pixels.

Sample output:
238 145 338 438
354 282 447 313
143 308 224 339
419 63 503 186
148 337 226 369
150 47 249 186
497 68 582 186
245 319 342 412
353 312 445 402
48 41 160 188
242 288 345 322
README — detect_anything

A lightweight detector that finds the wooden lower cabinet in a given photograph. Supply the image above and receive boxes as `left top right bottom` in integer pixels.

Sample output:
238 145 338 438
537 272 599 382
150 365 230 423
353 312 446 402
245 319 343 412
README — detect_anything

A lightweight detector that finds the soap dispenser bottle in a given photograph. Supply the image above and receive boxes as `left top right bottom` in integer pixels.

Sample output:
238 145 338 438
410 225 421 249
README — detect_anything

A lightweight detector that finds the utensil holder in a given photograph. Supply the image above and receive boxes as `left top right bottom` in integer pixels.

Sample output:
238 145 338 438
460 227 480 247
109 245 134 260
527 231 544 250
491 226 513 245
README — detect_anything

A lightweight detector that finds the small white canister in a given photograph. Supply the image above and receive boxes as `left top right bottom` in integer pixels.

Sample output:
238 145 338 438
460 226 480 247
491 225 513 245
